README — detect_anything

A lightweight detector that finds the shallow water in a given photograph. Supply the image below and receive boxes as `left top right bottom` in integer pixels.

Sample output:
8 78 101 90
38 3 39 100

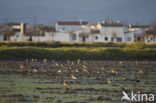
0 60 156 103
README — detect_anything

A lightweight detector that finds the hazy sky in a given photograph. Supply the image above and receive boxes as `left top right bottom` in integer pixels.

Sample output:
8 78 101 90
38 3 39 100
1 0 129 10
0 0 156 25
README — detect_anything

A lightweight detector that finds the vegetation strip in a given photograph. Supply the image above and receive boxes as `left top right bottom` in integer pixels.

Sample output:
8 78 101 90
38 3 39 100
0 46 156 60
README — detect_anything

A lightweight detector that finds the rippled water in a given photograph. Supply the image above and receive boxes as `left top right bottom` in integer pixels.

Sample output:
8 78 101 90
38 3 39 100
0 60 156 103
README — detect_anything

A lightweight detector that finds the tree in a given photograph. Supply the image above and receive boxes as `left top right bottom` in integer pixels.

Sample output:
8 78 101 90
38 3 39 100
4 30 15 41
29 35 33 41
112 32 117 42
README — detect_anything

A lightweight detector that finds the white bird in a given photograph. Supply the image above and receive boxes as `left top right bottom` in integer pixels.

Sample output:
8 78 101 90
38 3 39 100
121 91 131 101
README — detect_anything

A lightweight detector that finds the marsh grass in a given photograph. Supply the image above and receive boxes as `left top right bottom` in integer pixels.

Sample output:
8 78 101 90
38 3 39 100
0 46 156 60
0 41 126 48
126 42 146 49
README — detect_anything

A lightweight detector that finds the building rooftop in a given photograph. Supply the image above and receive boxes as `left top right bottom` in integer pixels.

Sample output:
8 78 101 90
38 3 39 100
57 21 89 26
129 25 150 28
101 23 124 27
7 23 21 26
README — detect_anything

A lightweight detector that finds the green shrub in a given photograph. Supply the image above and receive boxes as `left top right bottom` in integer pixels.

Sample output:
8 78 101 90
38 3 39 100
126 42 146 49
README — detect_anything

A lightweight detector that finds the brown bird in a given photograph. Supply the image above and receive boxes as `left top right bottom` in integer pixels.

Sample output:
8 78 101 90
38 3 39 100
111 69 118 74
71 61 74 65
139 69 144 74
31 59 34 62
55 62 59 66
107 78 111 84
25 59 29 63
71 74 77 80
33 69 38 73
43 59 47 63
119 61 123 64
20 64 24 69
77 59 80 64
27 70 31 75
57 69 62 73
67 60 70 64
63 81 67 86
75 69 79 73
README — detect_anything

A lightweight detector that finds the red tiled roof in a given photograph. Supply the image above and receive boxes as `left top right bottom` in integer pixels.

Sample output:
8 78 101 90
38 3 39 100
57 21 89 25
7 23 21 26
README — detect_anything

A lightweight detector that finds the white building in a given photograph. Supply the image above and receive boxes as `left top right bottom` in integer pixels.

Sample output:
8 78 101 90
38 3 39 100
55 21 89 32
0 21 152 43
69 21 125 43
135 30 156 43
100 22 125 42
69 23 102 42
124 30 144 42
124 25 151 43
0 22 29 41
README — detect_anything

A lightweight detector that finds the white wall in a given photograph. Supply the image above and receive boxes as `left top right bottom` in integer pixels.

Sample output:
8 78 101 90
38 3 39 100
90 34 102 42
55 23 82 32
101 26 125 42
124 30 145 42
53 32 70 42
9 32 70 42
10 32 24 41
124 32 134 42
143 35 156 43
31 32 53 42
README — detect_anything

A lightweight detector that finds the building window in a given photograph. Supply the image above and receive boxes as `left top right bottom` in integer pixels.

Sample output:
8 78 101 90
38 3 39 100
95 36 98 40
127 37 132 41
62 27 65 31
116 37 122 42
111 37 114 41
137 37 141 41
105 37 108 41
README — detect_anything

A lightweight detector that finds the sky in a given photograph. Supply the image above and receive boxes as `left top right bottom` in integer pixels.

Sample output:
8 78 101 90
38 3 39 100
0 0 156 25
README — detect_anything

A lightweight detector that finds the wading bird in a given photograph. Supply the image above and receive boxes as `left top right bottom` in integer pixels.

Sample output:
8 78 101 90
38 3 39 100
71 74 77 80
107 78 111 84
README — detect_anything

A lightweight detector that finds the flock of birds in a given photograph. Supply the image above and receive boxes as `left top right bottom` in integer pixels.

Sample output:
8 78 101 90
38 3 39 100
0 59 149 87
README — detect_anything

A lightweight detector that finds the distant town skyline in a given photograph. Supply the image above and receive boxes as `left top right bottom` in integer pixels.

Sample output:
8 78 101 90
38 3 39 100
0 0 156 25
